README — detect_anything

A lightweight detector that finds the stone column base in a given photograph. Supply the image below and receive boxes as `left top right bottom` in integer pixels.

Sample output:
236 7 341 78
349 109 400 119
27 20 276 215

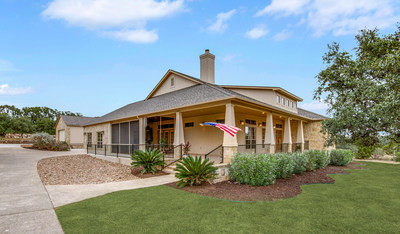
173 145 182 159
282 143 292 153
265 144 276 154
223 146 237 163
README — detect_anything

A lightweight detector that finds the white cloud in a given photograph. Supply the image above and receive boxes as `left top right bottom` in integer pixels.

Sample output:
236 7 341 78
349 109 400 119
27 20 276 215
0 84 32 95
0 59 18 73
102 29 158 44
255 0 400 37
273 30 292 41
299 100 328 114
207 9 236 33
42 0 185 43
256 0 311 17
245 25 269 39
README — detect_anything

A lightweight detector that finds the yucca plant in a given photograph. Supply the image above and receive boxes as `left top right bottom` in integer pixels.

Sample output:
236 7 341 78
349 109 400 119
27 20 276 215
174 156 218 188
131 148 165 174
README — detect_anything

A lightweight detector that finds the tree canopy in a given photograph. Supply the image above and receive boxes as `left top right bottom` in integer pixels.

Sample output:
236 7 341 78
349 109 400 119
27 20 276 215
0 105 82 136
314 25 400 149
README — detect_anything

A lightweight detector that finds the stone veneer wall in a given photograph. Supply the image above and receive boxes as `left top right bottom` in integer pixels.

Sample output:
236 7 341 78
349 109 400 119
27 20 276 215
84 123 110 148
304 121 326 150
55 118 69 144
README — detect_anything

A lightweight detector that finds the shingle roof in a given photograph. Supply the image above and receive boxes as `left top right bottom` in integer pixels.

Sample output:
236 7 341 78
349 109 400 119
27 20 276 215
84 81 327 126
60 115 98 126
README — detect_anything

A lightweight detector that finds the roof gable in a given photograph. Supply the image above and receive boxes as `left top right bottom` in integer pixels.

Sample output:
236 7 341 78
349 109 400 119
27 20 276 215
145 70 204 100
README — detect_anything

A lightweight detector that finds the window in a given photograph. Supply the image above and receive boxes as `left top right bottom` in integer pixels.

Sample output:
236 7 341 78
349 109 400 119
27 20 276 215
171 77 175 86
245 119 256 125
87 133 92 147
97 132 103 148
276 124 283 129
245 126 256 149
291 101 294 108
287 100 289 106
184 122 194 128
295 103 297 108
216 119 225 124
281 97 285 105
276 95 280 103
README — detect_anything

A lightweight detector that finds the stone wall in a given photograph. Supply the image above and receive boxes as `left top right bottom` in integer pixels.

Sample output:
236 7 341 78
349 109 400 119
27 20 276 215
84 123 110 148
212 163 230 183
55 118 68 143
304 121 326 150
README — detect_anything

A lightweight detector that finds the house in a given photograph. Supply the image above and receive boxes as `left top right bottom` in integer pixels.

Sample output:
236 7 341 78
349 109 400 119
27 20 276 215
55 49 327 163
55 115 97 148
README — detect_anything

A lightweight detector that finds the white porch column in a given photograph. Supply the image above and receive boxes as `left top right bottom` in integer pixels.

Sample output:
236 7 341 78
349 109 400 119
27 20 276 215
223 103 238 163
173 112 185 158
107 123 112 144
139 117 146 151
297 120 305 152
283 117 292 153
264 112 275 154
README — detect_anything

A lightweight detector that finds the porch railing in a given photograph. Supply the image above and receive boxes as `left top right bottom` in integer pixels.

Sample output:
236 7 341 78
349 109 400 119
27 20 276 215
204 145 223 163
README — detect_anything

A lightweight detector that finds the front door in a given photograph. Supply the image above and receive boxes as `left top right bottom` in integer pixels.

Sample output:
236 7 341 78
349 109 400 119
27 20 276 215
161 129 174 146
275 129 283 152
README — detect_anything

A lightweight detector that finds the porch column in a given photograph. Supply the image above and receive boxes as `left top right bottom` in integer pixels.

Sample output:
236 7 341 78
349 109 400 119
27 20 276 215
283 117 292 153
107 123 112 144
264 112 275 154
297 120 305 152
173 112 185 159
223 103 238 163
139 117 146 151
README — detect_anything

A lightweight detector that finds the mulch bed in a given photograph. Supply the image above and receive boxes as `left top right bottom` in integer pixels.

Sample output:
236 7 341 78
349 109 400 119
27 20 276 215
166 162 364 201
131 166 169 178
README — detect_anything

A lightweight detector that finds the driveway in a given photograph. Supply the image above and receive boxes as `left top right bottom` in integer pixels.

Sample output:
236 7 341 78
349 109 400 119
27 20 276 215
0 146 85 233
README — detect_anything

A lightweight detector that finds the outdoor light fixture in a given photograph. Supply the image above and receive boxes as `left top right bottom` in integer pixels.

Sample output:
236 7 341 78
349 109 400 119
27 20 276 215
262 112 265 114
240 120 245 125
258 123 262 127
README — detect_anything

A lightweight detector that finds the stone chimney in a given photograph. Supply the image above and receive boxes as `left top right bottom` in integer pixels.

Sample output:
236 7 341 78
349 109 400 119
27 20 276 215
199 49 215 84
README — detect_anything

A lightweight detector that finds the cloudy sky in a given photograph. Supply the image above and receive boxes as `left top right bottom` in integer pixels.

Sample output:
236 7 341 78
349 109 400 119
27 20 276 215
1 0 399 116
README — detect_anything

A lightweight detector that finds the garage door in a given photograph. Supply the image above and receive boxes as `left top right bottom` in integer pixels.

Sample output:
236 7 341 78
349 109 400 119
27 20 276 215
59 130 65 142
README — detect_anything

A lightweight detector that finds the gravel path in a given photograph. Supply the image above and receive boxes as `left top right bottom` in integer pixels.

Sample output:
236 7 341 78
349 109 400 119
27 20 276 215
38 155 139 185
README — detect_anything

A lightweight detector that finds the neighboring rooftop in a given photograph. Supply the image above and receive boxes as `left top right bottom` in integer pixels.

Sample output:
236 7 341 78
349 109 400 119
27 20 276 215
60 115 98 126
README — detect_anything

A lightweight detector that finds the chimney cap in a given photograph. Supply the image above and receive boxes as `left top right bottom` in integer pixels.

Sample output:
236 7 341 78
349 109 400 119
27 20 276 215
205 49 209 53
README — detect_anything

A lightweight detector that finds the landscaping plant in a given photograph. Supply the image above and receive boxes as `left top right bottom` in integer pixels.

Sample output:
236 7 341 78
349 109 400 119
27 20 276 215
329 149 354 166
174 156 217 188
229 153 277 186
273 153 296 179
31 132 54 150
183 141 191 155
131 148 165 174
291 152 309 174
303 150 329 171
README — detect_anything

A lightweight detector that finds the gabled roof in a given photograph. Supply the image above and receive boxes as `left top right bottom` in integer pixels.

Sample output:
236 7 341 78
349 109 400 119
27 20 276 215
145 69 204 100
58 115 98 127
297 108 327 120
85 81 326 126
220 85 303 101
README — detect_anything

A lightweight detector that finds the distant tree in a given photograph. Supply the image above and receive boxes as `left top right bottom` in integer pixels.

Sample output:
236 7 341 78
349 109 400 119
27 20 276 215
0 105 22 117
35 118 56 135
9 116 34 138
0 113 12 137
314 25 400 157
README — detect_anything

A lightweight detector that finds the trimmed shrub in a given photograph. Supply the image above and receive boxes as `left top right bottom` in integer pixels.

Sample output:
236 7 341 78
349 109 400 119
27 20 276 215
229 153 277 186
131 148 165 174
329 149 354 166
174 156 217 188
52 141 70 151
303 150 329 171
273 153 296 179
291 152 308 174
394 151 400 162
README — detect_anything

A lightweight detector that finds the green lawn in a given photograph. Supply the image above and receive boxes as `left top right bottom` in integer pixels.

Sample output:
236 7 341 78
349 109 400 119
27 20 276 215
56 162 400 233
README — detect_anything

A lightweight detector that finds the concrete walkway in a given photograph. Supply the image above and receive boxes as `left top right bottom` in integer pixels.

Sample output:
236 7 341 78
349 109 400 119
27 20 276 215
354 158 400 164
46 174 178 207
0 146 85 234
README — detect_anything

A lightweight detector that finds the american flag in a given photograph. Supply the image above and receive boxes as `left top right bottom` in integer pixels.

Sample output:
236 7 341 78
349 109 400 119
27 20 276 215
201 122 241 137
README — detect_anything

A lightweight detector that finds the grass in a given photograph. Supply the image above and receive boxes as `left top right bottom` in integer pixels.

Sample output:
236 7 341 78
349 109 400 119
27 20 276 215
56 162 400 233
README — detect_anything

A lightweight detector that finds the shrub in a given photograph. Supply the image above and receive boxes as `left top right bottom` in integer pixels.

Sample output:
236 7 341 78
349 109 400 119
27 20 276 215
394 151 400 162
229 153 277 186
31 132 54 150
291 152 308 174
329 149 354 166
356 145 376 159
273 153 296 179
303 150 329 171
131 148 165 174
52 141 70 151
174 156 217 188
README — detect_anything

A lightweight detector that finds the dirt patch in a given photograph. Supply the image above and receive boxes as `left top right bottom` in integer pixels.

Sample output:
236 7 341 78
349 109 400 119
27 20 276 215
131 166 169 178
38 155 140 185
166 162 364 201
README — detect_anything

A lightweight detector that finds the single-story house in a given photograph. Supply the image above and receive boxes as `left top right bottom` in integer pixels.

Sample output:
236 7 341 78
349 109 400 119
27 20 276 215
55 115 97 148
56 49 328 162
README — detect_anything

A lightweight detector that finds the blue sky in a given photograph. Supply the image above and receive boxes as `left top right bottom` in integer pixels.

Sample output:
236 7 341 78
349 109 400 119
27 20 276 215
1 0 399 117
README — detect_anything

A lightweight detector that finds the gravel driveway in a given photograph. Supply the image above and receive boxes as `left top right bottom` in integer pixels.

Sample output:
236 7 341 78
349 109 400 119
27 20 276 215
0 146 85 233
